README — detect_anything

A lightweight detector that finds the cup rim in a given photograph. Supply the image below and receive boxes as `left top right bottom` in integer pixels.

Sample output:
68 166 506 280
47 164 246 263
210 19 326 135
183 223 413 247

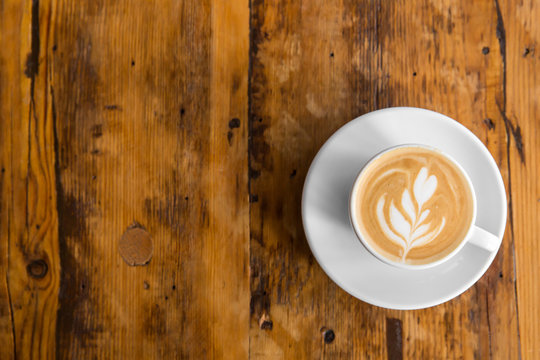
348 143 478 270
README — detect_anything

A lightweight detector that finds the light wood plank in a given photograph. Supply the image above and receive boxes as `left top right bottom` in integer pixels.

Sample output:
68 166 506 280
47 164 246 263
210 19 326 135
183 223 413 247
502 0 540 357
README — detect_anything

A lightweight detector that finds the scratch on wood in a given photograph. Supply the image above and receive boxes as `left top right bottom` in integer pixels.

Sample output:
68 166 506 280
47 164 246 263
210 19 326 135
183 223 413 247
386 318 403 360
6 228 16 356
104 104 121 111
512 126 524 163
247 0 265 339
276 262 286 304
497 103 525 164
494 0 506 103
26 0 40 244
486 284 493 359
24 0 40 83
483 118 495 130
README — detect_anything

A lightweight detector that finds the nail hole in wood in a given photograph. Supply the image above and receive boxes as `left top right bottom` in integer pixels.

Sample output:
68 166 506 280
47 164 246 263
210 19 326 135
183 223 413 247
323 329 335 344
229 118 240 129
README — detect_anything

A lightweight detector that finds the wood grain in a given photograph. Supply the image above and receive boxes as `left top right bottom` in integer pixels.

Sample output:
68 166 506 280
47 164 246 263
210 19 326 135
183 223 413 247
1 0 249 358
248 0 523 358
500 0 540 356
0 0 538 358
0 0 61 358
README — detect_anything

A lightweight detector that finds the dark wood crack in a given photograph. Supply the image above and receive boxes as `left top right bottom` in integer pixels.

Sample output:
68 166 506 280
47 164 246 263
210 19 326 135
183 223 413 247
494 1 523 358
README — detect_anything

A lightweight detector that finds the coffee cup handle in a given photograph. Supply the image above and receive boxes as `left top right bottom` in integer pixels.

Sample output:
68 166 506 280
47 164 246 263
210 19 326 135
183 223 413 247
468 226 501 252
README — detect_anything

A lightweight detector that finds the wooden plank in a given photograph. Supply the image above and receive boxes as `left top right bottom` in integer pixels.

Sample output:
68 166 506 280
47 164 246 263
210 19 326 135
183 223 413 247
0 0 250 358
1 0 537 358
501 0 540 357
248 0 520 358
0 0 61 358
0 1 21 358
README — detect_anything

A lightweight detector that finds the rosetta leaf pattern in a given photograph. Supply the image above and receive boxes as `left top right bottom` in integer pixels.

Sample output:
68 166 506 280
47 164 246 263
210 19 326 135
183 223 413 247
376 167 446 262
413 167 437 207
401 189 416 223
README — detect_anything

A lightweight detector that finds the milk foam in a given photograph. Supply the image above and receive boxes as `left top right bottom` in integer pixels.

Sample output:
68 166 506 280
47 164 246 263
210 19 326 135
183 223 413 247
354 147 474 265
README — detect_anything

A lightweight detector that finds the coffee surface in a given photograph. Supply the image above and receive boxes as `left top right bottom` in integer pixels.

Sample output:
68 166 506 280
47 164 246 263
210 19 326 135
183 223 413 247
354 146 474 265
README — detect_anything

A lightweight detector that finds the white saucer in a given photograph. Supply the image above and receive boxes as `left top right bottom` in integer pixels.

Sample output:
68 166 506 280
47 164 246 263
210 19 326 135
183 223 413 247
302 107 506 310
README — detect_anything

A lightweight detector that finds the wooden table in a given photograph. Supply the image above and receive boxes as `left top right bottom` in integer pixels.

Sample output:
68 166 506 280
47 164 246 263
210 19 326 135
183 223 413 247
0 0 538 358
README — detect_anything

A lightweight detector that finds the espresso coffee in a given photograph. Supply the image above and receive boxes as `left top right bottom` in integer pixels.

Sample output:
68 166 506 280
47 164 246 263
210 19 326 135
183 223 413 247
353 146 474 265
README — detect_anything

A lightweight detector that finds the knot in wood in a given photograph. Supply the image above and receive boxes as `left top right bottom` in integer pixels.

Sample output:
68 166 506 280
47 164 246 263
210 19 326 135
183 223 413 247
27 259 48 279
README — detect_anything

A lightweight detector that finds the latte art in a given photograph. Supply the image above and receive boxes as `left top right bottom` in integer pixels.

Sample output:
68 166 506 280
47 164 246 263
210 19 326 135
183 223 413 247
376 168 446 261
353 146 475 265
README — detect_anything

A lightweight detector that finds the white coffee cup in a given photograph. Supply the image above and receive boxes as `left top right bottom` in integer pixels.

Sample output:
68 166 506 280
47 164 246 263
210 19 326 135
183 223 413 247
349 144 501 270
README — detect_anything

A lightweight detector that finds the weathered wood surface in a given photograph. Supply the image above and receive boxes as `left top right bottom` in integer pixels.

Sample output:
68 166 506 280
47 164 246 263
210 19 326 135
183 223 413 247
1 0 249 358
0 0 538 358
